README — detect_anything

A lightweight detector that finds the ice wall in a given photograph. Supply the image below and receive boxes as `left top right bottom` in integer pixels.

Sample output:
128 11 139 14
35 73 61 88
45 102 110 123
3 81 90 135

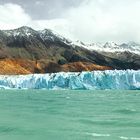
0 70 140 90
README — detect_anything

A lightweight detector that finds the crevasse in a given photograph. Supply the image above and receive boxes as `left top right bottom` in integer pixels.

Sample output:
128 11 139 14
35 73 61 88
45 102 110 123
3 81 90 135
0 70 140 90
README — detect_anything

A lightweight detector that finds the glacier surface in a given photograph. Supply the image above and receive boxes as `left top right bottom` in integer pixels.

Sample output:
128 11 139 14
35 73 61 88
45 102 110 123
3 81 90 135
0 70 140 90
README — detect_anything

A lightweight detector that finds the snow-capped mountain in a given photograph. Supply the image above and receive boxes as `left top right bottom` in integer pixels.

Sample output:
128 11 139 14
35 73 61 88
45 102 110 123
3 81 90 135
3 26 37 37
2 26 140 55
73 41 140 55
0 26 140 74
2 26 71 44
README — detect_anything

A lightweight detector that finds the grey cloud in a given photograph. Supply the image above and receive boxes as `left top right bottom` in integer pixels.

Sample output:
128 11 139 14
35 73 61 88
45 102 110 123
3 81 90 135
1 0 140 43
0 0 83 19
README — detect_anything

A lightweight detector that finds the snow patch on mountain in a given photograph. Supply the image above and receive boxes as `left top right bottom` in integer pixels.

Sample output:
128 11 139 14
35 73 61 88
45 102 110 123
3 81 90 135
2 26 36 37
74 41 140 55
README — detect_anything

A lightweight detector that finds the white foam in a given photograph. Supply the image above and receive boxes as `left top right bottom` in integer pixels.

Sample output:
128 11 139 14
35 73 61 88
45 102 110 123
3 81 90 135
120 136 129 140
86 132 110 137
120 136 140 140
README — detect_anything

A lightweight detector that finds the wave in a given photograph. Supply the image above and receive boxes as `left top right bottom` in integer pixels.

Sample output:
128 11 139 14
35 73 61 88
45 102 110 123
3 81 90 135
120 136 140 140
86 132 110 137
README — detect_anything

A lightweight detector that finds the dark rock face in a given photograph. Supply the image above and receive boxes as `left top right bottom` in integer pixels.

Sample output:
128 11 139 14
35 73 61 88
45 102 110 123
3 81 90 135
0 26 140 74
99 51 140 70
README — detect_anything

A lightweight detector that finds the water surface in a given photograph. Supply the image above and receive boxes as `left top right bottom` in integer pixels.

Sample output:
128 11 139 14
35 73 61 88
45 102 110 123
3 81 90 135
0 90 140 140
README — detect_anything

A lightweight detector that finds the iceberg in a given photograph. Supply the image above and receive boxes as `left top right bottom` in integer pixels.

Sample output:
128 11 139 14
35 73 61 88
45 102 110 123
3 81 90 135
0 70 140 90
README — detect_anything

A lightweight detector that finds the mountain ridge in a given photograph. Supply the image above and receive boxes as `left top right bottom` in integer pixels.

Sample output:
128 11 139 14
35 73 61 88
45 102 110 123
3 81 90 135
0 26 140 74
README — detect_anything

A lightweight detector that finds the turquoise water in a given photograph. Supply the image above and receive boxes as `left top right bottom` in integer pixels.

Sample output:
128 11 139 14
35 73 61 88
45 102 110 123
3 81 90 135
0 90 140 140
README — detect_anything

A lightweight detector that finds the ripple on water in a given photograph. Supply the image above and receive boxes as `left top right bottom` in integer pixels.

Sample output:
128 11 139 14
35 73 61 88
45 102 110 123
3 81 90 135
115 108 137 114
86 132 110 137
0 126 16 133
120 136 140 140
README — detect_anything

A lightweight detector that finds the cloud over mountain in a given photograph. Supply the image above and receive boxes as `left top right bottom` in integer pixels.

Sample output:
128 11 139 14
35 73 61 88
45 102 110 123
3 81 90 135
1 0 140 43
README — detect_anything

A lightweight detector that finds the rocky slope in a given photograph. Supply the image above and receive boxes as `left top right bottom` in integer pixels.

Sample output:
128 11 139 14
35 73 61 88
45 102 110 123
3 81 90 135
0 26 140 74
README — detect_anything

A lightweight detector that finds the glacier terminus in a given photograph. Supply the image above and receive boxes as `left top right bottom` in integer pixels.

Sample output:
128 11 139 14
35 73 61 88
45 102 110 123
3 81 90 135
0 70 140 90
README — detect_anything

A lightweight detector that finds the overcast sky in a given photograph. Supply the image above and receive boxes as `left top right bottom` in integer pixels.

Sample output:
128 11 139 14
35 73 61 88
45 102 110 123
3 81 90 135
0 0 140 43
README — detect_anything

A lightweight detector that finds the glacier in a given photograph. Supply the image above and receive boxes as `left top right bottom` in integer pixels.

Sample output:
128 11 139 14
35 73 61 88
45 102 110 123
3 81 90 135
0 70 140 90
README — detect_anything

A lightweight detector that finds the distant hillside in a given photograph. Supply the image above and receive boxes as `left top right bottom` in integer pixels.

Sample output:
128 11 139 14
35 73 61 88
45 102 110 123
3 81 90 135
0 26 140 74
